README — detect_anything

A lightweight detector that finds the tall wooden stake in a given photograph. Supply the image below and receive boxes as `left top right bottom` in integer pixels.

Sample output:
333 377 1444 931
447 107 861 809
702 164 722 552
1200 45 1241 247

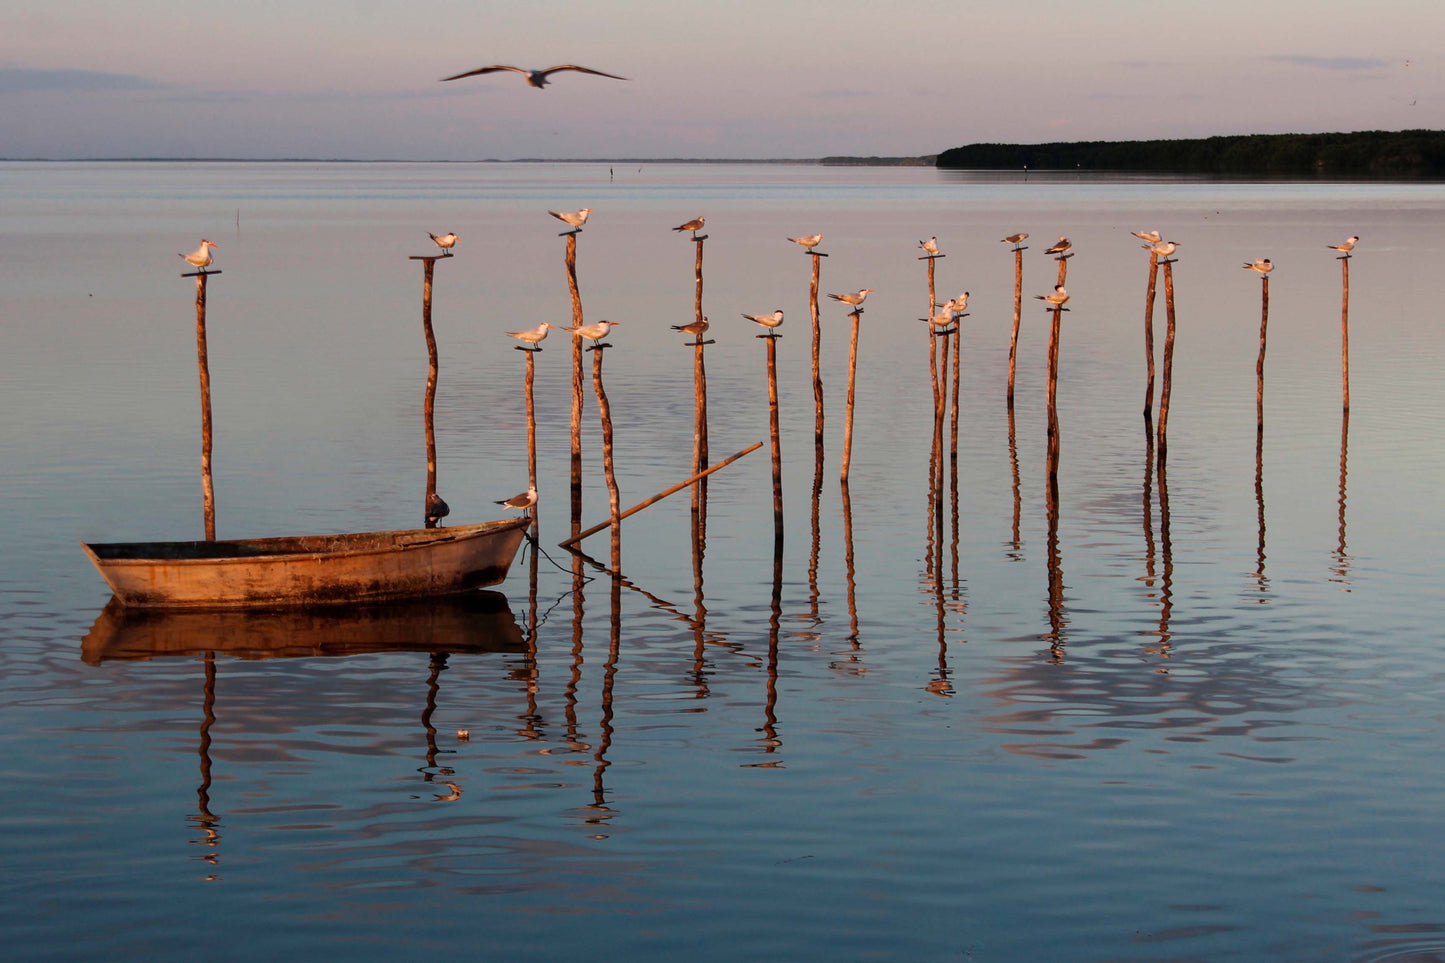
924 253 941 412
693 236 710 476
1046 300 1063 474
1256 274 1270 431
407 255 443 528
523 347 539 526
1340 254 1351 412
1143 250 1159 417
188 270 218 540
950 316 961 460
841 309 861 482
591 344 621 570
1007 245 1024 403
764 333 783 544
1156 259 1177 455
565 233 586 531
810 252 824 448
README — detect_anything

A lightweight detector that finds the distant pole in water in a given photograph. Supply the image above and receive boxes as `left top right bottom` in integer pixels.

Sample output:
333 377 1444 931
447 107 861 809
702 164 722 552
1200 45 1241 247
809 249 825 449
408 254 445 527
1256 273 1270 431
181 264 222 540
590 341 621 570
1045 297 1064 475
516 342 541 528
920 246 944 413
1007 242 1026 404
691 233 711 480
1156 257 1178 456
1339 252 1351 412
950 307 962 461
841 308 862 482
564 232 586 531
1142 249 1160 419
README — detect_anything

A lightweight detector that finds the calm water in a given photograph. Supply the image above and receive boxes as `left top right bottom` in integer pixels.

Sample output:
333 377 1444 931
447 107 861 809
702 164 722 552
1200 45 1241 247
3 162 1445 960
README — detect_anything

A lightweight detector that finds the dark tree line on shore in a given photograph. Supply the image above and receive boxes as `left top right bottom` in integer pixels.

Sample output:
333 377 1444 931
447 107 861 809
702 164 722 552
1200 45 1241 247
935 129 1445 177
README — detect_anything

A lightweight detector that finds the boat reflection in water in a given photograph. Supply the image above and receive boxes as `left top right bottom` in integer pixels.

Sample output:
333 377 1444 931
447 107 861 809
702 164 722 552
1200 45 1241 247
81 590 523 664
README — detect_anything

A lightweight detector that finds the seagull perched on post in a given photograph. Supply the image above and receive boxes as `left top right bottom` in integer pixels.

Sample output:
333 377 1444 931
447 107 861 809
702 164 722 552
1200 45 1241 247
828 288 875 307
1243 259 1274 275
743 309 784 334
495 484 538 513
1045 236 1071 256
568 320 619 346
426 492 450 526
924 302 957 330
179 240 218 270
506 322 553 347
428 232 458 254
549 208 592 231
673 216 705 237
1001 233 1029 248
1328 235 1359 254
440 64 628 88
1034 285 1070 307
672 317 710 338
788 234 824 251
1146 240 1180 259
919 236 940 255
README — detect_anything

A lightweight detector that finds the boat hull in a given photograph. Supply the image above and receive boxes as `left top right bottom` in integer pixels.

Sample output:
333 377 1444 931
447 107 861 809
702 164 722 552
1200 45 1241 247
81 518 530 609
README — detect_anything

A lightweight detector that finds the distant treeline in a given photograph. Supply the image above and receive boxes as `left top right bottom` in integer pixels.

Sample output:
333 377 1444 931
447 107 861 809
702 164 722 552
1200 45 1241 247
936 130 1445 177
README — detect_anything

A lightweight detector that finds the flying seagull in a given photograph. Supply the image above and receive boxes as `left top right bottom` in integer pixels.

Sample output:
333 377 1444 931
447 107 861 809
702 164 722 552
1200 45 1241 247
788 234 824 250
1243 259 1274 275
743 309 784 333
1131 230 1162 244
441 64 628 88
1034 285 1070 307
827 288 875 306
1328 235 1359 253
673 216 705 237
506 322 553 346
180 239 218 270
1045 236 1071 256
428 232 458 254
495 485 538 512
549 207 592 230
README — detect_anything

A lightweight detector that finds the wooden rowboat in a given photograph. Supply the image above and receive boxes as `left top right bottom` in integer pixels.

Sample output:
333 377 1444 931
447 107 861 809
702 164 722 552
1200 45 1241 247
82 517 530 609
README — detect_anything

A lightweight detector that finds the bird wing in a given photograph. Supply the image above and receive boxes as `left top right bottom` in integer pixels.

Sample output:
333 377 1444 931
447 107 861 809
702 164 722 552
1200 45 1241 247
440 65 527 82
542 65 629 81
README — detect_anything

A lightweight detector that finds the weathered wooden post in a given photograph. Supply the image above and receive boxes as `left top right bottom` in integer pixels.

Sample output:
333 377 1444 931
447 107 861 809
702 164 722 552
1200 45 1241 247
1007 239 1026 404
513 341 541 527
920 246 945 413
809 249 826 449
1044 298 1066 475
408 254 445 527
1255 272 1270 431
1156 257 1178 455
692 233 711 475
1339 252 1351 412
1142 249 1159 419
180 264 221 540
590 340 621 571
564 232 586 530
762 328 784 543
950 308 964 461
841 308 861 482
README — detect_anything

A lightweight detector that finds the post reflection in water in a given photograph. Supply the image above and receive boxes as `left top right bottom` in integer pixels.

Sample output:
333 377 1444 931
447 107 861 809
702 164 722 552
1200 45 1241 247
748 533 785 766
1043 467 1067 663
1332 410 1352 587
515 537 544 739
1147 446 1175 669
582 568 623 837
923 402 952 695
841 481 859 645
690 477 711 697
800 438 823 640
1007 401 1023 561
1252 424 1269 600
190 651 220 880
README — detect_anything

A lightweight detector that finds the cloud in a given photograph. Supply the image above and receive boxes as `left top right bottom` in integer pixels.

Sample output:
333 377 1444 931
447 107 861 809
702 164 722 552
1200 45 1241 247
1266 55 1388 72
0 68 170 94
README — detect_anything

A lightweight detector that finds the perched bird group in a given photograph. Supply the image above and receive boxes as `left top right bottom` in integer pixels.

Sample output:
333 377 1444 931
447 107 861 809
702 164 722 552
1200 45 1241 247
179 239 218 270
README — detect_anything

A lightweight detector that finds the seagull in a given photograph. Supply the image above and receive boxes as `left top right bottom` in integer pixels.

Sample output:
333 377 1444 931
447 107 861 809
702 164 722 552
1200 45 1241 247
1045 236 1071 256
440 64 628 88
919 236 940 255
743 309 784 333
672 316 710 338
1146 240 1180 259
568 319 619 345
1243 259 1274 275
549 208 593 230
1034 285 1070 307
951 291 970 313
506 322 553 346
788 234 824 251
495 484 538 512
1131 230 1162 244
179 239 218 270
827 288 875 306
673 216 705 237
1001 233 1029 246
426 491 450 525
1328 235 1359 253
428 232 458 254
924 303 957 329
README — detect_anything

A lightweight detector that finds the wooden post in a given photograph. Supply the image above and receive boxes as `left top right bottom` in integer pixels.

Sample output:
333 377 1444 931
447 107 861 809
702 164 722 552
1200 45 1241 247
421 258 440 527
924 254 941 412
523 348 538 527
1340 254 1351 412
693 236 710 476
1056 252 1070 289
1007 246 1024 404
187 270 219 541
1156 259 1177 455
841 309 861 481
939 310 953 427
591 344 621 570
949 314 961 460
1045 300 1063 475
565 234 585 530
810 252 824 449
765 333 783 541
1143 251 1159 418
1256 274 1269 431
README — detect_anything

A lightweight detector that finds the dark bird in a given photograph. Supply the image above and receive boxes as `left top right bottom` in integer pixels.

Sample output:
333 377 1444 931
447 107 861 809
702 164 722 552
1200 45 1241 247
1045 236 1071 256
672 316 710 338
1001 233 1029 247
426 492 450 525
673 216 706 237
440 64 628 88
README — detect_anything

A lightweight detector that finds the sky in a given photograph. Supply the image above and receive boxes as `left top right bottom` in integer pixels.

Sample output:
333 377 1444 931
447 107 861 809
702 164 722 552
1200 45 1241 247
1 0 1439 159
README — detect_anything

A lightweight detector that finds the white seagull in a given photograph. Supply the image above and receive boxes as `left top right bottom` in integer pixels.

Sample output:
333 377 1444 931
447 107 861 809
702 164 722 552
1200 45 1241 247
924 302 957 328
1034 285 1070 307
549 208 593 230
743 309 784 332
1045 236 1071 256
1131 230 1163 244
1243 259 1274 275
919 236 940 255
495 484 538 512
1328 235 1359 253
950 291 970 313
827 288 875 306
568 320 620 345
788 234 824 250
441 64 628 88
506 322 553 346
179 239 218 270
673 216 705 237
1146 240 1180 259
428 232 458 253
